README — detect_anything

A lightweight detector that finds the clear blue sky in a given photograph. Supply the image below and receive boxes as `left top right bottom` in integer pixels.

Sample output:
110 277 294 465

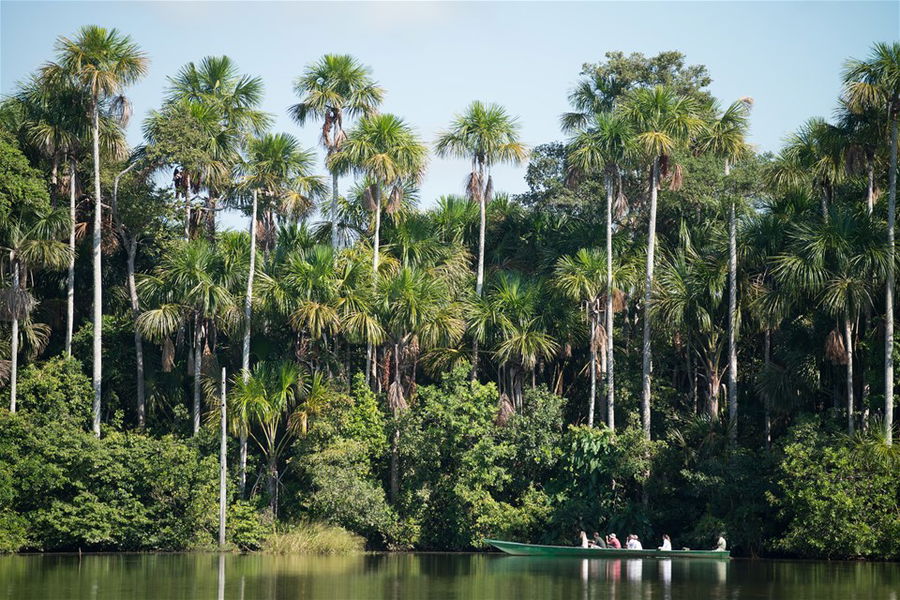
2 1 898 229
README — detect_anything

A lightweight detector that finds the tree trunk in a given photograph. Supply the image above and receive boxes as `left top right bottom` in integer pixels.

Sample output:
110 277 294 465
66 158 76 357
867 159 875 215
184 173 192 240
239 189 258 493
588 309 597 428
885 114 897 445
267 456 278 517
91 101 102 437
727 198 738 444
9 260 19 413
193 314 203 435
845 317 855 435
707 363 721 420
606 174 615 430
218 367 227 549
640 159 660 440
50 154 59 205
126 241 146 427
331 171 340 249
764 329 772 449
473 167 488 379
372 187 382 276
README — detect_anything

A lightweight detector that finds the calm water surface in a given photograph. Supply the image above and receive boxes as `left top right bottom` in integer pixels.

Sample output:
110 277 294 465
2 553 898 600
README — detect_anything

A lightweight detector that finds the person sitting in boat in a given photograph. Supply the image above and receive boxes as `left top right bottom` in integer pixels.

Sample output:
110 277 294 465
714 534 727 551
590 532 607 548
579 530 590 548
606 533 621 548
626 534 643 550
658 534 672 551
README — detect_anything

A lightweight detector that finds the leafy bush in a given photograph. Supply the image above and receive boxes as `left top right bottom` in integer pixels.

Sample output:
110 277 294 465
15 355 92 427
767 421 900 560
228 500 271 550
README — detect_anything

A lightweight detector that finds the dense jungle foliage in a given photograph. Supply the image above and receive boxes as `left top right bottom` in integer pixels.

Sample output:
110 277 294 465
0 28 898 559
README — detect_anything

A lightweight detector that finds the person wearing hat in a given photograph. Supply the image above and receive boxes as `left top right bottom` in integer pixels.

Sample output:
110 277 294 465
714 534 727 551
606 533 621 549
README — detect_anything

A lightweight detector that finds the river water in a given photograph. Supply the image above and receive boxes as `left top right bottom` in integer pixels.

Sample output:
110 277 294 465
1 552 897 599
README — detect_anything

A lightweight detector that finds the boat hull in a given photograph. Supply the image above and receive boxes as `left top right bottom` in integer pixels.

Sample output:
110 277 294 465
484 539 730 559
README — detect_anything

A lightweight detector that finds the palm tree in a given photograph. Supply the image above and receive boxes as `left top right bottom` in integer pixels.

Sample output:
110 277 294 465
699 98 752 442
377 264 464 502
229 361 317 516
166 56 270 239
236 132 323 491
772 206 886 434
843 42 900 444
566 111 632 428
618 85 704 439
329 114 427 279
435 102 527 376
44 25 148 436
137 239 237 435
1 207 71 412
289 54 384 249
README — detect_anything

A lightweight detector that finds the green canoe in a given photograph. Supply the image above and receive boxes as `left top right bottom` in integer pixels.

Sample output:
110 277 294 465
484 539 730 559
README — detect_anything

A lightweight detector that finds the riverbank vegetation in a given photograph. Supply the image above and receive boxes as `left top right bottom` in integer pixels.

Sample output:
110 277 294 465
0 28 898 560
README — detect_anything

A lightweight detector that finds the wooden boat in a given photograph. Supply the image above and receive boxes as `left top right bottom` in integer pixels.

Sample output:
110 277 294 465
484 539 730 559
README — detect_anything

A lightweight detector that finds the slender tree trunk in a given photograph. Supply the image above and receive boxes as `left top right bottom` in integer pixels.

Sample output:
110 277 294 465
884 115 896 445
239 190 257 494
50 154 59 205
267 456 278 517
193 314 203 435
845 317 855 435
372 188 382 276
727 197 738 444
867 159 875 215
606 175 615 430
9 260 19 413
218 367 227 549
640 159 660 440
764 329 772 449
707 363 721 420
390 342 401 504
184 173 192 241
472 167 488 380
91 102 102 437
330 171 340 249
588 308 597 428
66 158 76 357
126 242 146 427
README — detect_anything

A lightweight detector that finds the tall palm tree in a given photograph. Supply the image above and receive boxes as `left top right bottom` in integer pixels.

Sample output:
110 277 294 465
1 208 71 412
566 111 632 428
772 206 886 434
699 98 751 442
236 132 323 490
843 42 900 444
435 102 527 376
289 54 384 249
329 114 427 279
44 25 148 436
618 85 704 439
166 56 270 239
554 248 632 428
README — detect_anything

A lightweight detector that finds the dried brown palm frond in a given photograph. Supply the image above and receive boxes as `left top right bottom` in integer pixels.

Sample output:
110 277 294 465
364 185 377 211
611 289 627 313
592 323 608 353
495 392 515 426
0 287 36 321
387 380 408 413
667 163 684 191
0 359 10 387
825 328 848 365
162 338 175 373
484 175 494 203
466 170 483 203
659 154 670 179
614 189 629 220
386 185 403 215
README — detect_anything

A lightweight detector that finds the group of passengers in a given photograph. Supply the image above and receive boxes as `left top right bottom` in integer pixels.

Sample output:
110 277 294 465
579 531 726 552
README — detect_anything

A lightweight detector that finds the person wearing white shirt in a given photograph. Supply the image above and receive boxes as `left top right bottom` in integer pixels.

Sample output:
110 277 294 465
626 534 643 550
658 534 672 551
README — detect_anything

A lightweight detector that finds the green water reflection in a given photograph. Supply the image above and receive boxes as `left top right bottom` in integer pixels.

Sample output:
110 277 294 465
1 552 898 599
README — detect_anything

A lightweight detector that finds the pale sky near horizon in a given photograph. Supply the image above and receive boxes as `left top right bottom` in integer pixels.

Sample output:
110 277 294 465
2 1 898 230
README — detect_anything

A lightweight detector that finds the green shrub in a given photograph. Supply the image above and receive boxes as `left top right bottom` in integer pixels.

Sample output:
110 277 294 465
228 500 270 551
15 355 92 427
767 421 900 560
